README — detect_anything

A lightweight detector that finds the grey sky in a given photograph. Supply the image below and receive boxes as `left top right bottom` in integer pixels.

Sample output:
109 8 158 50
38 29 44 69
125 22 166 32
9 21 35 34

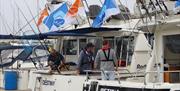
0 0 47 35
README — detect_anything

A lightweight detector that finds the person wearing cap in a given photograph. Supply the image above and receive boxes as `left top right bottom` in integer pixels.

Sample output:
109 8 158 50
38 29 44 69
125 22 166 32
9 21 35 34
48 47 65 74
95 40 118 80
77 43 95 75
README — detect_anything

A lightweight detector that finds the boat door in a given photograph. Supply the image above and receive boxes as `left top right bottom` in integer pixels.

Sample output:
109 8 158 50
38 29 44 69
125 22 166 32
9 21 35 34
62 38 87 63
115 36 134 67
88 36 135 67
163 34 180 83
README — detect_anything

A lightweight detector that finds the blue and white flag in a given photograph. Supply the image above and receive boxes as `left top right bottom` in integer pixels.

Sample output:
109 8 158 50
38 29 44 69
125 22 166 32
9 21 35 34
43 3 68 31
175 0 180 8
174 0 180 14
92 0 120 28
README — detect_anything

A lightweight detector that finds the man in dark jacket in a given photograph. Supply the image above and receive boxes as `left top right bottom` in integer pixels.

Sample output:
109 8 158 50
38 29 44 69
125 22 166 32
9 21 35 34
48 47 65 74
77 43 95 75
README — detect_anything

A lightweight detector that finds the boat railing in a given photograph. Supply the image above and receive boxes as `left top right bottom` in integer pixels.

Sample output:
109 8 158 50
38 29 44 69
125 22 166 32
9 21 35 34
144 70 180 85
84 68 140 83
84 70 180 85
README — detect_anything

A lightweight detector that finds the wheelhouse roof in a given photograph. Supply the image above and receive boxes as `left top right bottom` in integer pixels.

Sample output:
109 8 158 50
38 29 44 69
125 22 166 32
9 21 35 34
0 27 121 40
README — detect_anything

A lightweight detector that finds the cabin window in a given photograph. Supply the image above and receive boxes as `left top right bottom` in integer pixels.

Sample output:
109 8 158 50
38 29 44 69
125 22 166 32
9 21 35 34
63 40 77 55
88 38 102 56
79 39 87 53
163 34 180 83
116 36 134 66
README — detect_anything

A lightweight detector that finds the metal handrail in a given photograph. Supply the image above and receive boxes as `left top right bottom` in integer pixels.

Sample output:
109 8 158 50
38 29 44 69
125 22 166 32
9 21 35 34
144 70 180 85
84 70 180 85
84 69 135 83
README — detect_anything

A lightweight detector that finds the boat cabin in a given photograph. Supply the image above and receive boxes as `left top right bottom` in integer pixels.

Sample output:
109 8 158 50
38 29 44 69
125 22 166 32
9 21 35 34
51 28 152 73
144 15 180 83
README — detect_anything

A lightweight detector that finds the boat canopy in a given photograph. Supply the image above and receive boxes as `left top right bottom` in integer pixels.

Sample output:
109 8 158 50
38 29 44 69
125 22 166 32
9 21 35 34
0 45 47 51
0 45 48 68
0 27 121 40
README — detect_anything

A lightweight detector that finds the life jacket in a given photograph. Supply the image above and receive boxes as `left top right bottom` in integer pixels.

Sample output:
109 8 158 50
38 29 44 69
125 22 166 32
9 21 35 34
101 48 114 62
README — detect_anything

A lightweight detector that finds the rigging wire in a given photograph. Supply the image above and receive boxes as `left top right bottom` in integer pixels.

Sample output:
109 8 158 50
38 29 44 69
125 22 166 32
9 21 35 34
81 0 92 26
22 0 50 51
11 0 16 35
14 0 48 35
15 14 39 35
14 2 47 53
0 0 14 34
23 0 41 33
0 12 13 34
115 0 127 23
0 16 8 34
118 0 132 26
17 0 50 69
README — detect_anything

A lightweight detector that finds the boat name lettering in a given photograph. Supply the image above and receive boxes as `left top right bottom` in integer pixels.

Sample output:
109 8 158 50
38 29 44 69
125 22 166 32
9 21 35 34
153 63 161 68
137 64 146 69
42 80 55 86
100 88 120 91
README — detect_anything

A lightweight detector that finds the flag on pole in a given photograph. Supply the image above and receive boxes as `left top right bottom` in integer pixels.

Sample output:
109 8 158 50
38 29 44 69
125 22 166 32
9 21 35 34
43 3 68 31
174 0 180 14
65 0 85 25
175 0 180 8
37 8 49 26
92 0 120 28
67 0 82 17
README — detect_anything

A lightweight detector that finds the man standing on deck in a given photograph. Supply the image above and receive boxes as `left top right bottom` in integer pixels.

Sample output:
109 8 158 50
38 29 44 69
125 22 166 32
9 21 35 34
48 47 65 74
77 43 95 75
95 40 118 80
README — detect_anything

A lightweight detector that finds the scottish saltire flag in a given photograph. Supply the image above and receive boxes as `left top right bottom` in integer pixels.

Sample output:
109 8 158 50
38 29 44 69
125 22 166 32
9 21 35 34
92 0 120 28
175 0 180 7
174 0 180 14
43 3 68 31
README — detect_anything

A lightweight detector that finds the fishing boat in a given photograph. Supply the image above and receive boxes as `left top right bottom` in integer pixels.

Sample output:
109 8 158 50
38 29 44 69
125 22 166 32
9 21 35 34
0 0 180 91
26 0 180 91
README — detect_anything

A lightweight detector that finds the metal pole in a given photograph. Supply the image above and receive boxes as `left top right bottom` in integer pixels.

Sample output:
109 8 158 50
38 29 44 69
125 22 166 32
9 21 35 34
119 38 124 66
126 38 130 67
82 0 91 26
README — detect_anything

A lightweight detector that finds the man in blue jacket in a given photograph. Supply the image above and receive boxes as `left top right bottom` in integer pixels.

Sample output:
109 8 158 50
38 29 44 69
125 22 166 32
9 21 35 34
77 43 95 75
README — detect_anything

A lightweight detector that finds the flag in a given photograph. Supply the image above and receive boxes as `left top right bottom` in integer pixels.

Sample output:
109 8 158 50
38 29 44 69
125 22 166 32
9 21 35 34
92 0 120 28
174 0 180 14
67 0 82 17
65 0 84 25
37 8 49 26
43 3 68 31
175 0 180 8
